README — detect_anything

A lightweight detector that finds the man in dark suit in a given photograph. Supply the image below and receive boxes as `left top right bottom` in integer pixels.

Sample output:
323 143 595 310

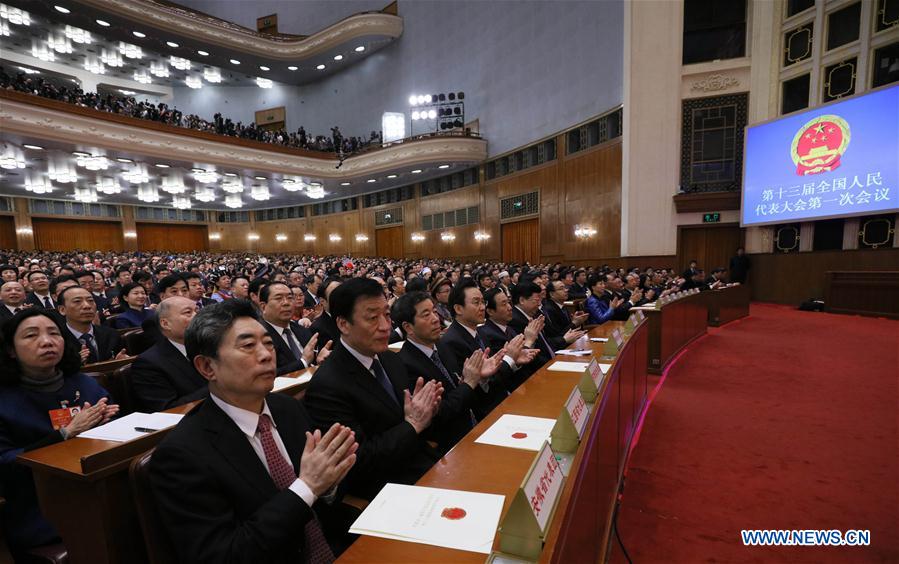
304 278 443 501
0 280 27 322
600 274 641 321
437 279 537 419
130 296 208 412
480 288 546 387
510 281 584 355
543 280 589 342
309 277 342 349
151 299 357 563
682 260 699 280
260 282 330 375
392 292 499 453
24 271 54 309
185 272 216 310
57 286 126 364
568 269 589 299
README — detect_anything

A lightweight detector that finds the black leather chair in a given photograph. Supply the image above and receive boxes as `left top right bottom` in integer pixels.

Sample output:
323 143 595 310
129 450 176 564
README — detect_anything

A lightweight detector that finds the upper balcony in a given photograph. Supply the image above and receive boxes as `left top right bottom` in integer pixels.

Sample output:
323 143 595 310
0 88 488 210
2 0 403 85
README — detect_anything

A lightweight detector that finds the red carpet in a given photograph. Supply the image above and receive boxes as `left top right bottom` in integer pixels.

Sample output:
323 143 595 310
614 304 899 563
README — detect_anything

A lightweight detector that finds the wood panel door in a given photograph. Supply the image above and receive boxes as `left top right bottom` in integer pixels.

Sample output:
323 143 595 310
136 223 209 252
375 226 404 258
0 216 15 249
33 218 124 251
502 218 539 264
677 223 743 276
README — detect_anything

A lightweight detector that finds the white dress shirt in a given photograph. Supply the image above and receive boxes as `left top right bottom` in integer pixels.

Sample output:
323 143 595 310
208 393 316 507
269 321 308 368
458 322 517 371
66 322 94 341
168 338 188 358
341 338 377 378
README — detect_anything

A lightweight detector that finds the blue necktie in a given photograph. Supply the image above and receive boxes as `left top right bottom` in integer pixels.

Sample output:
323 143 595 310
371 358 399 406
80 333 98 364
430 350 457 386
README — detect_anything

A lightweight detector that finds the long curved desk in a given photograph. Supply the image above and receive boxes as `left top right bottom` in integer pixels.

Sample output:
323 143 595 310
340 319 649 563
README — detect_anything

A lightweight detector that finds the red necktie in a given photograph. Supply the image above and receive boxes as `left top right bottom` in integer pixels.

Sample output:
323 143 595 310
257 414 334 563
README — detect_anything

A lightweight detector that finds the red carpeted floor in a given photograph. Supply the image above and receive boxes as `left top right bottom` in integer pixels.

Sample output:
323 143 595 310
613 303 899 563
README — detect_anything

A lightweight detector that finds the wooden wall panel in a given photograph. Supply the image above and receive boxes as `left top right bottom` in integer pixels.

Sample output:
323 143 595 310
750 248 899 305
136 223 209 252
0 216 16 250
32 218 124 251
375 226 404 258
502 218 539 264
676 223 743 275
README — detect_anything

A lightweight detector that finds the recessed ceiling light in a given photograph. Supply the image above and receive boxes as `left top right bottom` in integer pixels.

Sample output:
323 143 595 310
387 174 397 178
316 64 325 70
166 41 179 48
229 59 240 65
333 55 343 61
23 144 44 150
72 151 90 157
355 46 365 52
197 50 209 56
254 176 266 180
54 5 70 14
287 66 298 71
116 157 133 163
340 182 351 186
366 179 376 183
96 19 110 27
259 65 269 71
411 169 422 174
223 172 238 177
132 31 146 38
119 89 135 95
154 163 170 168
438 164 450 169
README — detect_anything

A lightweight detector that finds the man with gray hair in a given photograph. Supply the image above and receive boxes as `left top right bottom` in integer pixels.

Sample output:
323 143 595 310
130 296 207 412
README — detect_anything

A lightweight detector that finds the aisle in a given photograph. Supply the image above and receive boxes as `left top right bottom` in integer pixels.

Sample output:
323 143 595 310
613 304 899 563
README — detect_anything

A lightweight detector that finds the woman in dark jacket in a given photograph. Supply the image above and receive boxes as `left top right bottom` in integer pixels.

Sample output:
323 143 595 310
109 282 155 329
0 309 119 555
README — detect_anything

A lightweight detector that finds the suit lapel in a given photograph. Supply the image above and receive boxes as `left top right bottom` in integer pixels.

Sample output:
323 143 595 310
201 399 278 499
339 346 403 415
157 339 206 387
268 396 304 472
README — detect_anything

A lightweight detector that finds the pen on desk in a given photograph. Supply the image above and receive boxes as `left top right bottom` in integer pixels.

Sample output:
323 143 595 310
134 427 159 433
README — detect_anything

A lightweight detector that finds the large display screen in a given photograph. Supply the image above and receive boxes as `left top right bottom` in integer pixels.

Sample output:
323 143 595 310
741 84 899 226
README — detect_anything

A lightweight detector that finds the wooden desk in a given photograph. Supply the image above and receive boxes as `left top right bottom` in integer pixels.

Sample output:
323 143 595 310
702 284 751 327
824 271 899 319
635 292 708 375
15 369 313 564
339 320 650 563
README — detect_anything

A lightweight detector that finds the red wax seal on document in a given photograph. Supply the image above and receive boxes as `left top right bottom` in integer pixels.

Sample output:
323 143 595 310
511 432 528 439
441 507 467 520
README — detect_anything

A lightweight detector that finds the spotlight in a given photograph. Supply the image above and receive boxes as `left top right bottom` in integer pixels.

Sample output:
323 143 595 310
454 107 461 115
458 92 465 99
408 95 417 106
438 93 446 101
427 109 436 119
411 111 420 120
448 93 455 101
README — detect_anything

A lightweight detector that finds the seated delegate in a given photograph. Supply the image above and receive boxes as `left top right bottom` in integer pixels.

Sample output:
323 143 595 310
0 309 118 557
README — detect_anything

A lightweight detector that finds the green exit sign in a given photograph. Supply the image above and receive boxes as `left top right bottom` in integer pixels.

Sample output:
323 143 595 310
703 212 720 223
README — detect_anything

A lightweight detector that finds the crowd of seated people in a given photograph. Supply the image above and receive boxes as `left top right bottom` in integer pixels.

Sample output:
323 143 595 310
0 67 382 156
0 248 734 562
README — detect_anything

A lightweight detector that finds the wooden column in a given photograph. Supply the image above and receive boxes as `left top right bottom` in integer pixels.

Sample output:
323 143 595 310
121 206 138 252
13 198 34 251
